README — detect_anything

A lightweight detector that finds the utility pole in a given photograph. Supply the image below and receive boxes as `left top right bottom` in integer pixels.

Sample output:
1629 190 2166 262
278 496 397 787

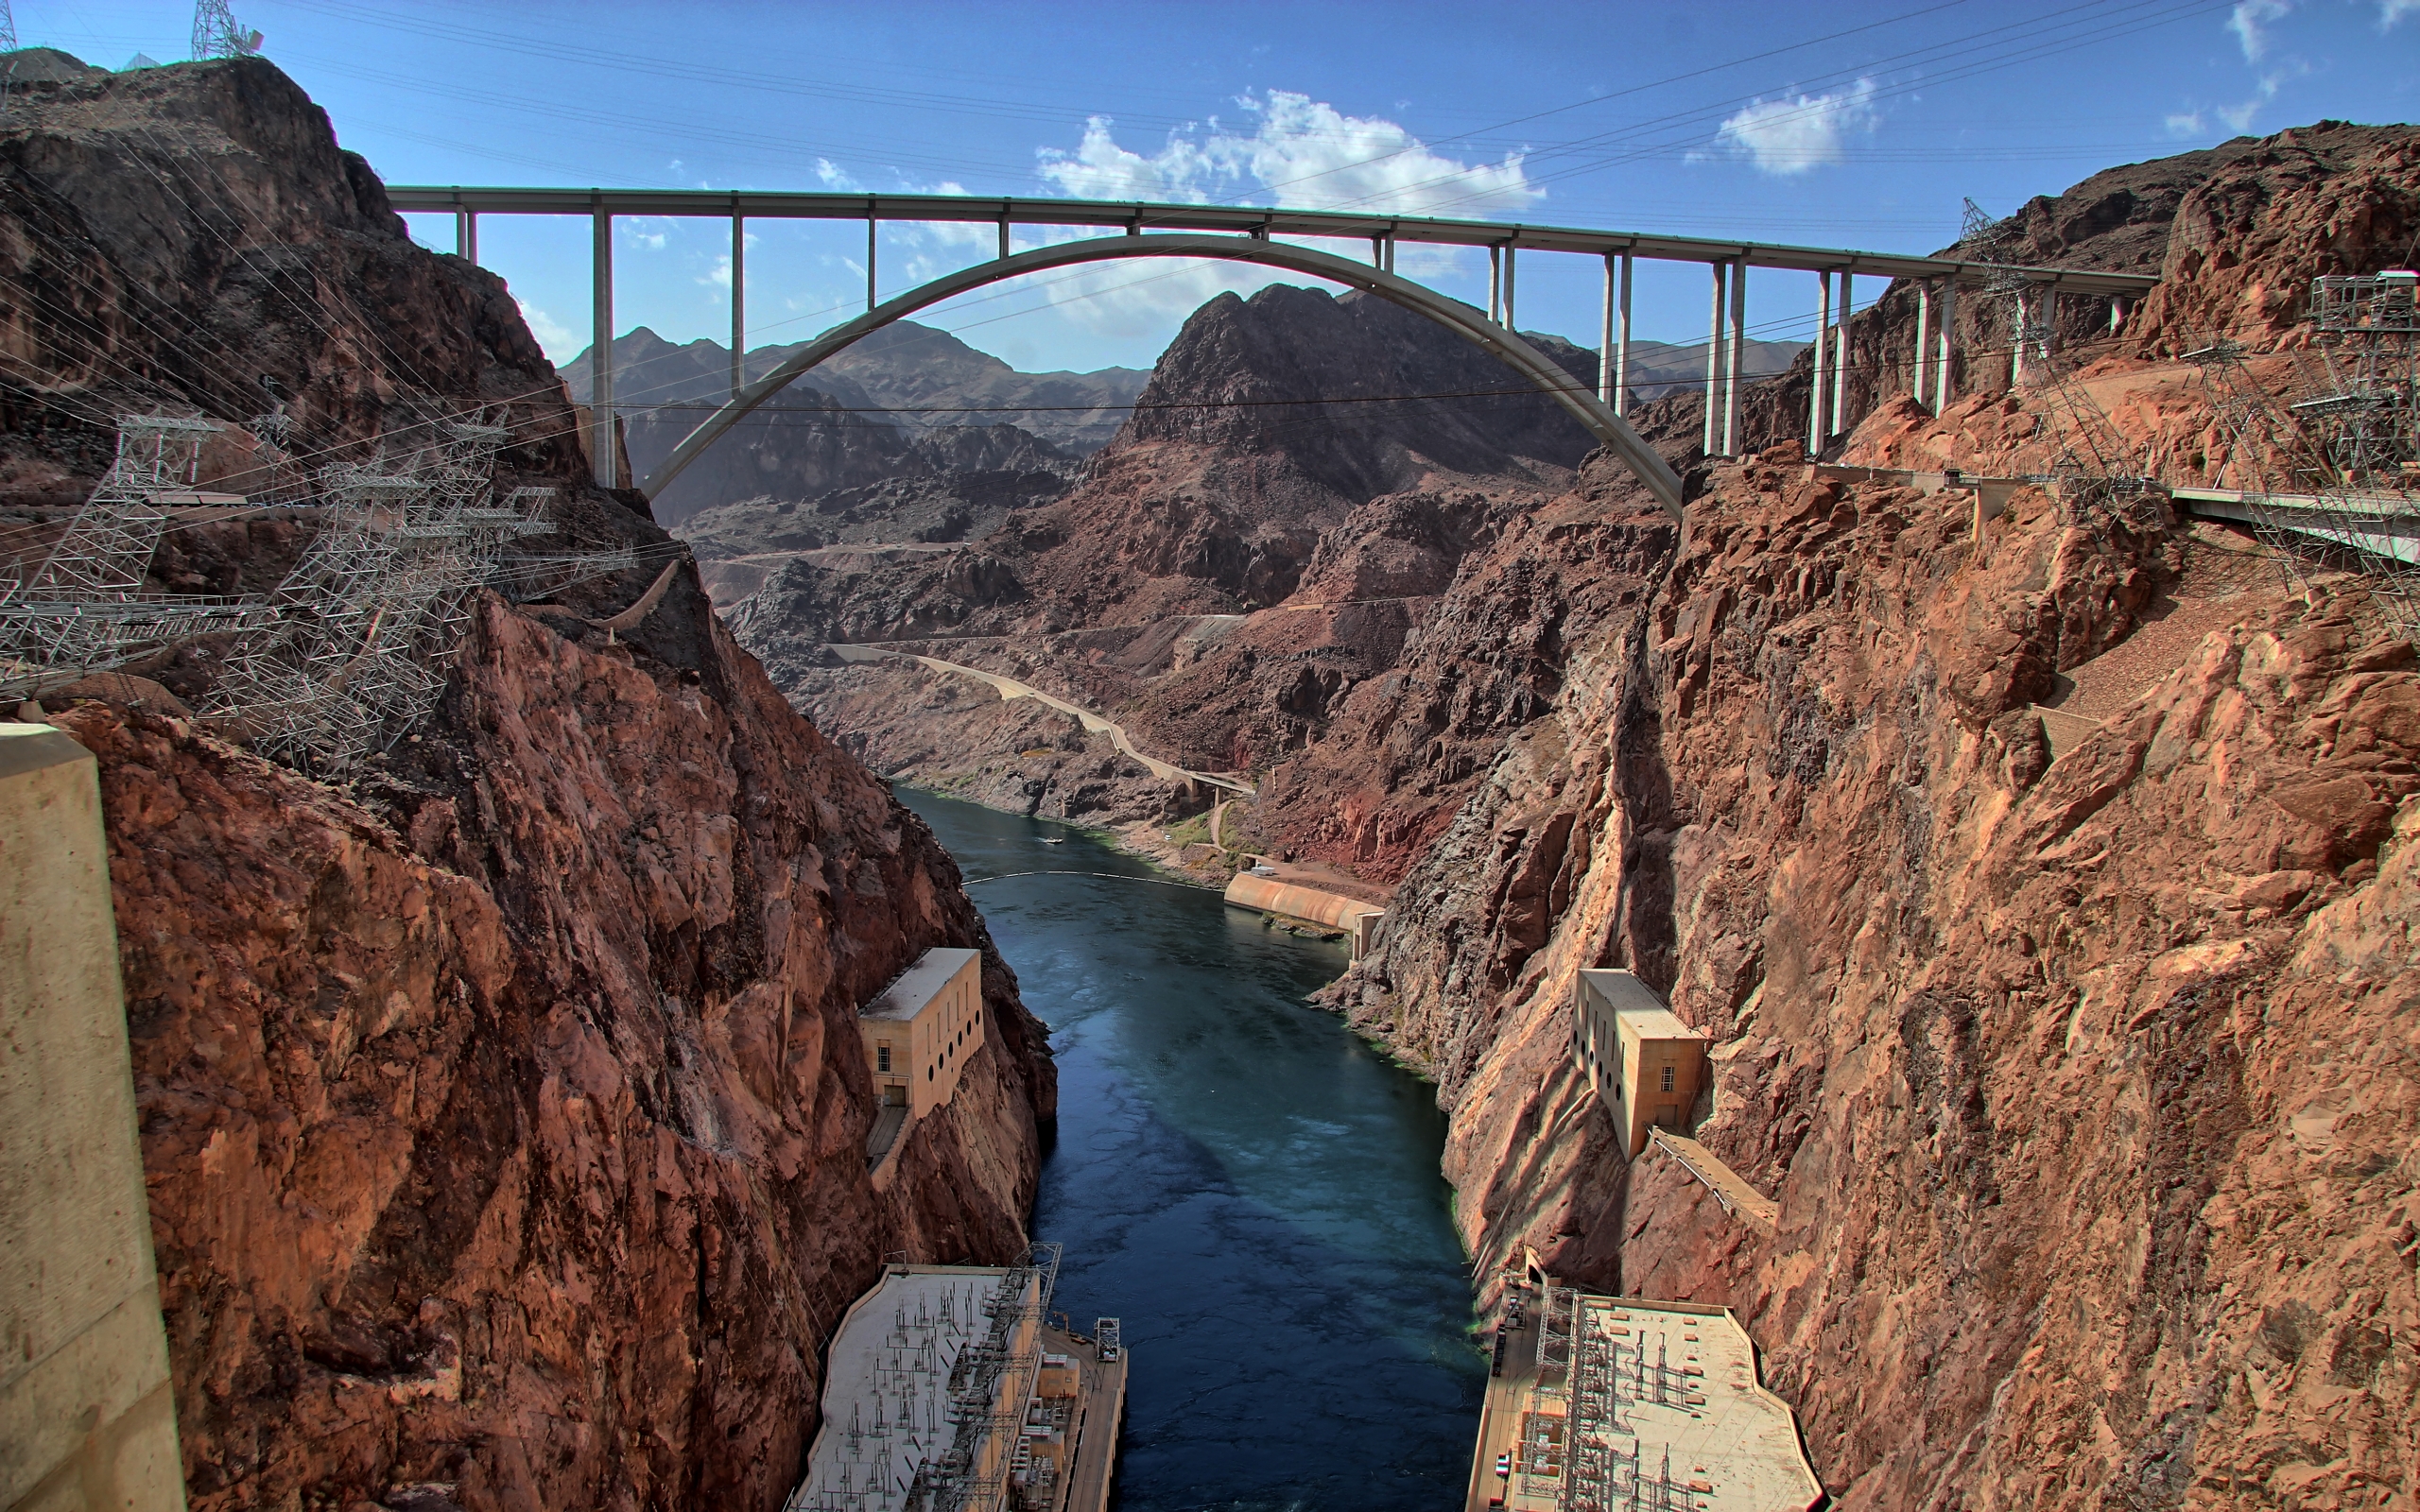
190 0 263 60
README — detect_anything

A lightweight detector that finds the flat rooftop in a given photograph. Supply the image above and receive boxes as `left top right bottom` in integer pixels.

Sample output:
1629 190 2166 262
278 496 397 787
1567 1297 1820 1511
863 947 979 1022
1475 1290 1821 1512
1578 970 1700 1041
789 1264 1025 1512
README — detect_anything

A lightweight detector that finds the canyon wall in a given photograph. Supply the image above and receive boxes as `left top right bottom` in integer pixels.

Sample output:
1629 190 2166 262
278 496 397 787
1322 122 2420 1508
3 55 1053 1511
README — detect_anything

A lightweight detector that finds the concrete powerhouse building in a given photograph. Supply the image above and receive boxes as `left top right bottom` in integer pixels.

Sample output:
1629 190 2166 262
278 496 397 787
859 947 985 1182
1573 970 1707 1158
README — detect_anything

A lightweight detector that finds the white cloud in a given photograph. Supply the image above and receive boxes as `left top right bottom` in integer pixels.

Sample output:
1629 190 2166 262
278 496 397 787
2226 0 2290 60
1013 94 1539 335
620 215 671 252
2216 72 2284 131
1709 78 1880 176
2165 109 2207 137
1035 92 1540 217
517 299 577 362
815 157 860 191
699 232 760 291
2382 0 2418 26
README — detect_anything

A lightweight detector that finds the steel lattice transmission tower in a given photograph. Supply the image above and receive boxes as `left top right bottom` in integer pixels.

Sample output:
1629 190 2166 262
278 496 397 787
2 1 18 52
2185 271 2420 642
190 0 261 60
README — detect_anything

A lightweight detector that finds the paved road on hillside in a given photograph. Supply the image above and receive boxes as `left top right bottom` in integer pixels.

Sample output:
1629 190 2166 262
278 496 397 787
830 644 1256 796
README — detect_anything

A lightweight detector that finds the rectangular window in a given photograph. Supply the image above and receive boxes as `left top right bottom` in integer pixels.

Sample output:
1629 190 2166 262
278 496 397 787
1660 1064 1674 1093
878 1044 891 1074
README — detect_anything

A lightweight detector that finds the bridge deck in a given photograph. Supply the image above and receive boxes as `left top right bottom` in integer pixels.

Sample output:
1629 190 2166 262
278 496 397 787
387 185 2157 293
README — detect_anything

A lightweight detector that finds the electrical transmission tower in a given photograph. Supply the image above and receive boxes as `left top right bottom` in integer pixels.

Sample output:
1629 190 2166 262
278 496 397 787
201 421 552 770
0 415 275 695
2185 270 2420 641
190 0 261 60
2 4 21 126
1961 196 2149 519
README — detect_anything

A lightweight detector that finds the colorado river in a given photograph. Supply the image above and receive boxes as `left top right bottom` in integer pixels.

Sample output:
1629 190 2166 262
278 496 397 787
899 792 1484 1511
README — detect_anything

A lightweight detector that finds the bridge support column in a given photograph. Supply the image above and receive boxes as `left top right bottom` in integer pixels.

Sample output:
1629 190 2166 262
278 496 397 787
592 200 614 487
1598 254 1614 405
998 213 1011 262
1831 272 1853 440
1703 261 1724 458
1488 244 1501 323
454 207 475 264
1383 234 1395 274
1616 255 1634 416
2110 294 2132 333
1724 260 1745 457
866 215 877 314
2012 285 2032 387
1935 281 1956 414
730 211 745 402
1502 244 1516 331
1809 270 1832 458
1913 280 1931 412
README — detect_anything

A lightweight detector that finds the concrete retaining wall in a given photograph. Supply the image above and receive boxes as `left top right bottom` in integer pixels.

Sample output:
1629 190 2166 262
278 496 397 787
0 723 186 1512
1222 874 1384 957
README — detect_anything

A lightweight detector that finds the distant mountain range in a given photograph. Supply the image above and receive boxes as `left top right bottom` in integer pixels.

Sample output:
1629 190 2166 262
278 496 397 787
562 321 1151 457
564 311 1804 525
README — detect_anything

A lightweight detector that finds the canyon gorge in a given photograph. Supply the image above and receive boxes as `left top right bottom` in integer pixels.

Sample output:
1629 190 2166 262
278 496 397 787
2 37 2415 1512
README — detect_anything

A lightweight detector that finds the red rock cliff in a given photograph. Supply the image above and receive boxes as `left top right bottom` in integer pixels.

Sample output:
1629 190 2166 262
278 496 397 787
1323 125 2420 1508
5 56 1054 1511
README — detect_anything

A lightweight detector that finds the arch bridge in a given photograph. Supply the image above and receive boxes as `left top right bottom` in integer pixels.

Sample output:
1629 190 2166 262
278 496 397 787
386 186 2161 521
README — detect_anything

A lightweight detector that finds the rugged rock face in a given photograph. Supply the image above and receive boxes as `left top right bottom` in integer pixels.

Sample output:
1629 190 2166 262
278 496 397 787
745 284 1642 823
3 55 1054 1511
1315 121 2420 1510
1331 452 2420 1507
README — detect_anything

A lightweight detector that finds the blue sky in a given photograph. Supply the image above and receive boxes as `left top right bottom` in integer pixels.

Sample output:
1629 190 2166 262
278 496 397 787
18 1 2420 376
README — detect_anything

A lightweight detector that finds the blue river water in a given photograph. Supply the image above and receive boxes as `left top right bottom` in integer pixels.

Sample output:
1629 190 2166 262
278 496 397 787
898 792 1485 1511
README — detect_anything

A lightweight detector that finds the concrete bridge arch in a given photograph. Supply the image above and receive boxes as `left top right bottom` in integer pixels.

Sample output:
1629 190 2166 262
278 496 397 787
636 232 1686 518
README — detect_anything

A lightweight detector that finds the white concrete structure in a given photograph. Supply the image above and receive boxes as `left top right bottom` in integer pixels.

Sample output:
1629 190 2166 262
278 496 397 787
0 724 187 1512
1573 970 1707 1159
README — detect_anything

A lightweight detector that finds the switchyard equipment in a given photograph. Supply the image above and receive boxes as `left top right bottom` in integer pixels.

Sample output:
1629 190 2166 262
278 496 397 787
1473 1285 1819 1512
788 1246 1126 1512
2184 270 2420 641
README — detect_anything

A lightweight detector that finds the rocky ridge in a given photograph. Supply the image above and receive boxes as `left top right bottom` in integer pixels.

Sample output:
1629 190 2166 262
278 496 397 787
1312 121 2420 1508
2 53 1054 1512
